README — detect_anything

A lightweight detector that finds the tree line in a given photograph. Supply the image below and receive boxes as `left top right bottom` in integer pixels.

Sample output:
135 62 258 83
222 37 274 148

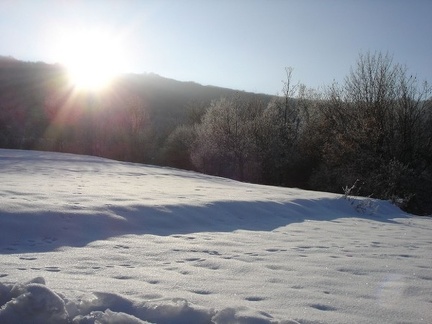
0 53 431 215
166 53 432 215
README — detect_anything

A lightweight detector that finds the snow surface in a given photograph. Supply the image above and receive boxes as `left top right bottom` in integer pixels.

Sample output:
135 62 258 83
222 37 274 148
0 148 431 324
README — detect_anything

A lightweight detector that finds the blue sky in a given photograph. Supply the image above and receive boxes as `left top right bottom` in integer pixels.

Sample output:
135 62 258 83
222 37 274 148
1 0 431 95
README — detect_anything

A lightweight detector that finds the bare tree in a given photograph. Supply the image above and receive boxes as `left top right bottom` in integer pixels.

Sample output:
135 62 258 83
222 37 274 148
312 51 432 213
254 67 305 185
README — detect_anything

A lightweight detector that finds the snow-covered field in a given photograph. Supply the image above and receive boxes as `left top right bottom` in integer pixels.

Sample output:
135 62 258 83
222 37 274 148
0 148 431 324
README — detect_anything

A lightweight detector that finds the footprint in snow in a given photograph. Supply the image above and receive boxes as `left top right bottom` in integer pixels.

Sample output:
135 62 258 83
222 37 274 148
310 303 337 311
184 257 203 262
265 248 279 252
146 280 159 285
114 244 130 249
19 256 37 260
245 296 266 301
191 289 212 295
113 275 133 280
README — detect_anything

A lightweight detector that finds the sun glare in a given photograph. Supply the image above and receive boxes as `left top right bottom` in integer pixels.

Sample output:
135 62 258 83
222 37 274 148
58 30 125 90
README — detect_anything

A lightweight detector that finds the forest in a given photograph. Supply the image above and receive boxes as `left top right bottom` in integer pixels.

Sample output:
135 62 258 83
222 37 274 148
0 52 431 215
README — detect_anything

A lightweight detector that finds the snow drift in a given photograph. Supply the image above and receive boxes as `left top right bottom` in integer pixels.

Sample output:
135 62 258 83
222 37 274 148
1 277 267 324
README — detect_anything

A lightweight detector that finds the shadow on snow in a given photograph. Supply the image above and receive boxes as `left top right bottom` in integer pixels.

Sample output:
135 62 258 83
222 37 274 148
0 197 406 254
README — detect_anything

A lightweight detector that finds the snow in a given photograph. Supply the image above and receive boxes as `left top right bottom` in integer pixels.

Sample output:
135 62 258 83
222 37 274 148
0 148 431 324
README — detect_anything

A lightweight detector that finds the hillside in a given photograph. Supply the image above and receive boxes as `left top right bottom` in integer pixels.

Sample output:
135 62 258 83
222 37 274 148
0 56 273 163
0 149 431 323
0 55 272 131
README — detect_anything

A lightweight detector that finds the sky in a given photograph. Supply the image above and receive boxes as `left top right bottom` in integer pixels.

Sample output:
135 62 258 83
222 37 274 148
0 0 431 95
1 148 432 323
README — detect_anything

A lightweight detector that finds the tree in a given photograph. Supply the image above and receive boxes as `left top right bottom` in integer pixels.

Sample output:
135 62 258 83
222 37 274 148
253 68 306 186
161 124 196 170
191 96 263 181
311 52 432 214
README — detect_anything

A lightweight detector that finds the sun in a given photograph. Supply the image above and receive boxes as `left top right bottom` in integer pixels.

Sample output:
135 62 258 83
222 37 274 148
57 30 125 90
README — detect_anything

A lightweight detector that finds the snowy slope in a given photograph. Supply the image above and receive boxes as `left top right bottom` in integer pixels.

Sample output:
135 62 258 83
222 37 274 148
0 149 431 324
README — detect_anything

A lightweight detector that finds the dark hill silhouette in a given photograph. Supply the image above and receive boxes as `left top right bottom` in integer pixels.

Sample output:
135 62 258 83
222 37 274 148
113 72 272 131
0 56 273 164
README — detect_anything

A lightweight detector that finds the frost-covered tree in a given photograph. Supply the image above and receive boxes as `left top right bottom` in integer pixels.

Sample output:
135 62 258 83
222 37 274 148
191 96 263 181
253 68 311 186
311 52 432 214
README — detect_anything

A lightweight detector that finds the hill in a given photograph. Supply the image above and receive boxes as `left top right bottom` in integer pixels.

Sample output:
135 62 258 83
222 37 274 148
0 56 273 165
0 149 431 323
